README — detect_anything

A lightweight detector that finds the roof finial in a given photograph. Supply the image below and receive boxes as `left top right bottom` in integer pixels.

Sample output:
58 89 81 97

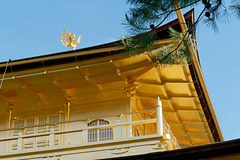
60 29 82 50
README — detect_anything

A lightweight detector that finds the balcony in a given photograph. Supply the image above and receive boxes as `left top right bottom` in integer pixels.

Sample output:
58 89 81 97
0 107 180 159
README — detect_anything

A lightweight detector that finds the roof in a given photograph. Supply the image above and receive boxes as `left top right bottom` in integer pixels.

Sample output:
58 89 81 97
0 9 223 147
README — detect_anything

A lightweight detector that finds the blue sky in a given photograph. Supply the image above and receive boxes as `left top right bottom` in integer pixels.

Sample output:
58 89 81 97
0 1 239 141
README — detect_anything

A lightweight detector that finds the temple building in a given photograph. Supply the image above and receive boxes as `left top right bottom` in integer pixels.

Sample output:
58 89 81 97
0 10 236 160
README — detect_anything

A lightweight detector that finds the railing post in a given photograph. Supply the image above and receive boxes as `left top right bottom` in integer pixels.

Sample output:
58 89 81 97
17 129 23 150
49 125 54 146
115 114 122 139
156 97 163 136
82 121 88 143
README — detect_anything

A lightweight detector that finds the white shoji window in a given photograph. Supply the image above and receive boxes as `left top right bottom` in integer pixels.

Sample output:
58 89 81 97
88 119 113 142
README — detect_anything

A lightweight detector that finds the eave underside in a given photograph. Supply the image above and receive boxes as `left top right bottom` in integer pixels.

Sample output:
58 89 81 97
0 48 218 148
0 9 222 147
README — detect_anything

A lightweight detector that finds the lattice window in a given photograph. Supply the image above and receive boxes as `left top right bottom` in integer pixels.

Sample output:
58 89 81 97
37 117 47 133
13 119 24 136
14 119 24 128
24 118 35 149
88 119 113 142
25 118 35 135
49 115 59 123
11 115 61 150
39 117 46 125
12 119 25 150
27 118 35 126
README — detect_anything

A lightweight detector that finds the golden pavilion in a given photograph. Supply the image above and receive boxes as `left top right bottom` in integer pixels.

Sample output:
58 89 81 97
0 10 234 160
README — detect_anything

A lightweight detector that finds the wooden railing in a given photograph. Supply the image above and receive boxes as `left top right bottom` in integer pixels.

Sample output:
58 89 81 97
0 109 180 153
163 115 181 150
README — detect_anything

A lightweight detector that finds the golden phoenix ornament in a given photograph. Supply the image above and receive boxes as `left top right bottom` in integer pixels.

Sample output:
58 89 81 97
60 30 82 50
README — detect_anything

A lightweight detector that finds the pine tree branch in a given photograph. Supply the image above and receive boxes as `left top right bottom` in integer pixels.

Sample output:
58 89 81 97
158 7 206 63
157 0 201 16
122 11 172 51
124 0 201 33
123 0 236 64
230 2 240 18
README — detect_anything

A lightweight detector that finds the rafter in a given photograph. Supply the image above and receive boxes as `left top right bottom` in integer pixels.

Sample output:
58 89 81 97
135 80 192 86
127 64 155 83
136 92 196 100
110 60 128 82
45 73 69 98
14 78 41 98
77 67 103 90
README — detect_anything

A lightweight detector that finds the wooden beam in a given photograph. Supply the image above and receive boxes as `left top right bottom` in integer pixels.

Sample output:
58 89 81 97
135 80 192 86
14 78 42 100
136 93 196 100
128 64 155 83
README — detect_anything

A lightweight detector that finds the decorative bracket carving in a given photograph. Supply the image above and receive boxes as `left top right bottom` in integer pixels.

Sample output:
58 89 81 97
111 147 129 154
124 82 139 98
152 141 167 150
42 154 61 160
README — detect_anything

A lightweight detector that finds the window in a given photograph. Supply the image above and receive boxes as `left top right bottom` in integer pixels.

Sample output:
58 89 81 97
88 119 113 142
14 119 24 128
49 115 59 124
11 115 61 150
39 117 46 125
25 118 35 135
12 119 24 139
27 118 35 126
